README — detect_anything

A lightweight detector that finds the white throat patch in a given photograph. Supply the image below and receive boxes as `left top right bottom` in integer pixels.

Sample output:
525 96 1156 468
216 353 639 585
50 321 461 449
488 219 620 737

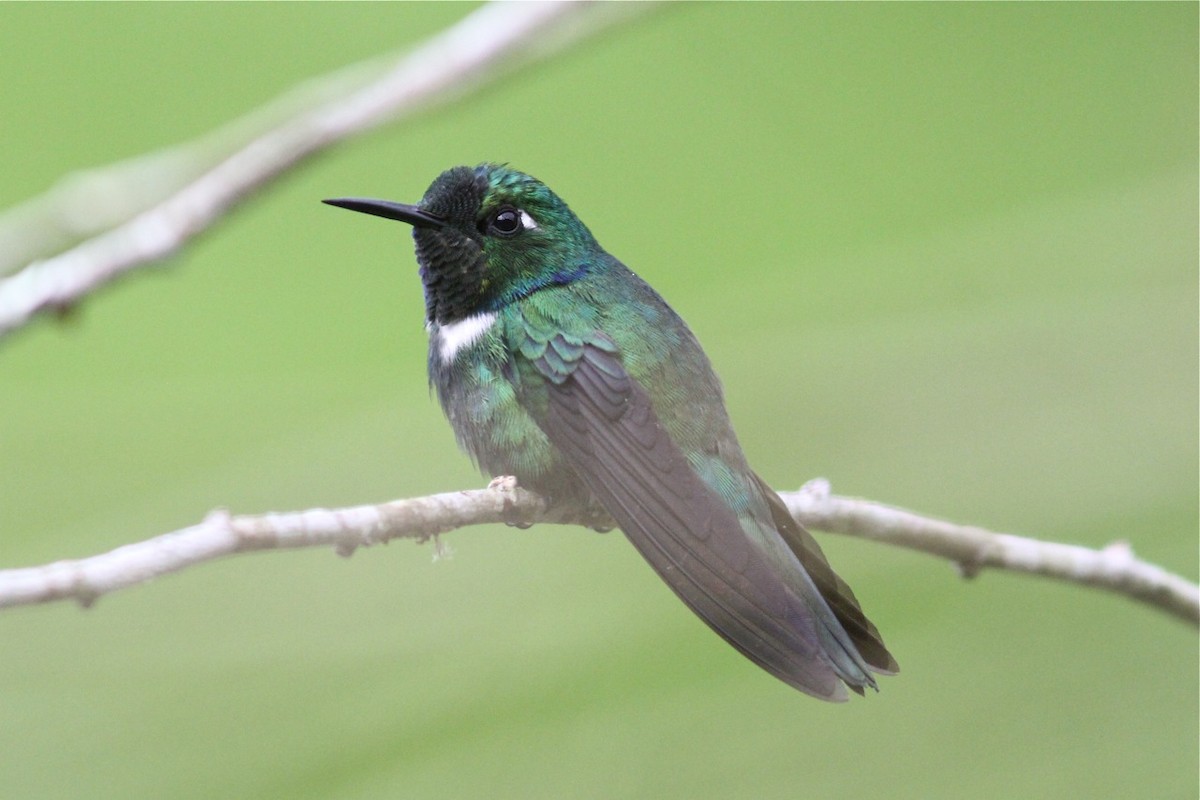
434 312 498 364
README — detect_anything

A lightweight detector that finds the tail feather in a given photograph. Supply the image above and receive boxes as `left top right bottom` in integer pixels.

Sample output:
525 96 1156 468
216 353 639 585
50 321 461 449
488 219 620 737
753 473 899 677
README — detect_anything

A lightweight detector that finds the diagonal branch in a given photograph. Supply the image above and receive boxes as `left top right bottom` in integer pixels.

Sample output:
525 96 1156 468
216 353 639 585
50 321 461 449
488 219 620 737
1 479 1195 627
0 0 655 339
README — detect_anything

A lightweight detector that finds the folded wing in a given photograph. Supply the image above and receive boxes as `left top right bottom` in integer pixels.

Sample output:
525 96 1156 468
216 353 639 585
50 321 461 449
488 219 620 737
529 333 893 699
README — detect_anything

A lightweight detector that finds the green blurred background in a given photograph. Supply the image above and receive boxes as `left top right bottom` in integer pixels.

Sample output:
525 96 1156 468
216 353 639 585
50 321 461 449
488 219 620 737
1 4 1196 798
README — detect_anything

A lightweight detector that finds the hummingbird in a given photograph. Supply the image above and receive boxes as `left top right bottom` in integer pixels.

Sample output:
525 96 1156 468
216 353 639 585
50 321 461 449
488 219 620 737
324 164 897 700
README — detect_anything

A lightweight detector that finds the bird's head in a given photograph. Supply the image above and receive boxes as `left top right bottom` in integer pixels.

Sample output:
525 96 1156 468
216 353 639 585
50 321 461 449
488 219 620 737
325 164 599 325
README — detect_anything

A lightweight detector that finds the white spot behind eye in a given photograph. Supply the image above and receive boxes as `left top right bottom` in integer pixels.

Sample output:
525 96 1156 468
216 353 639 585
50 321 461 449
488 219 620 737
518 210 538 231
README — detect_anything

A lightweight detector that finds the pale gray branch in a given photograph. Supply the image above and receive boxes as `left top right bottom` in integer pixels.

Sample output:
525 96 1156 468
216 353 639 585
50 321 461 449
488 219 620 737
2 480 1195 628
785 479 1199 627
0 0 654 338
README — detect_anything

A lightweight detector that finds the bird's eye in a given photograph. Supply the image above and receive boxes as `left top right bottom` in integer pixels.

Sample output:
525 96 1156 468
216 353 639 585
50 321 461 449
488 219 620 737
490 207 523 237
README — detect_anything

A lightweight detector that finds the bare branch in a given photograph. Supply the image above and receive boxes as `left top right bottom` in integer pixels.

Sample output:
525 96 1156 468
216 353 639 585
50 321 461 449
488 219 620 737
784 479 1199 627
2 480 1195 628
0 0 655 338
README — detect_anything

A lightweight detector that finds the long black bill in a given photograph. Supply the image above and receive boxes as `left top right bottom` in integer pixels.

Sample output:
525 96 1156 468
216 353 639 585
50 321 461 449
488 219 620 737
322 197 445 229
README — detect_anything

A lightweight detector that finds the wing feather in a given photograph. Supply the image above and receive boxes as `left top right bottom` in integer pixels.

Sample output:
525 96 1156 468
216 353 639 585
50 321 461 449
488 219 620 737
537 340 858 699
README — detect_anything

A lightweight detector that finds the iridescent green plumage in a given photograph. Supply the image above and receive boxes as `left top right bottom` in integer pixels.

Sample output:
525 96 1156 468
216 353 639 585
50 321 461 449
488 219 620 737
324 164 896 700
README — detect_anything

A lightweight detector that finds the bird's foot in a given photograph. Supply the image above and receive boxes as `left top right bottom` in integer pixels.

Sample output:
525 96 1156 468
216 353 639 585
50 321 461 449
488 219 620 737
487 475 518 492
487 476 614 534
577 501 615 534
488 475 537 529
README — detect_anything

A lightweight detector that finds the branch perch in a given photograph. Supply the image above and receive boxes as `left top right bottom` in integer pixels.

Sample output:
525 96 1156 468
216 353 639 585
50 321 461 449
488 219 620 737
2 479 1194 627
